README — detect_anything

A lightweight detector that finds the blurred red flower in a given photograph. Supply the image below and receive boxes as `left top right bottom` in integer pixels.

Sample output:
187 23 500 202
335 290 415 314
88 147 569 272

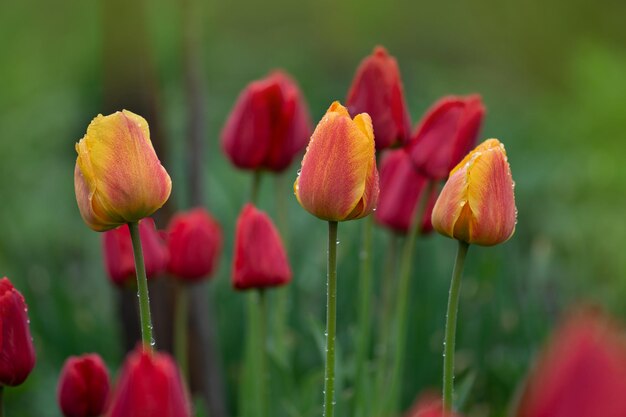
102 218 168 287
221 70 312 172
232 204 291 290
57 354 110 417
108 346 191 417
407 95 485 180
515 310 626 417
166 208 222 282
0 277 36 387
346 46 412 150
375 149 438 234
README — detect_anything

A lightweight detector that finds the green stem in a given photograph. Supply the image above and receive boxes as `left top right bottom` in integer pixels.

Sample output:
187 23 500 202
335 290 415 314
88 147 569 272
442 240 470 411
385 180 435 413
353 216 374 415
324 221 339 417
251 170 262 205
0 386 4 417
258 289 269 417
174 282 189 380
128 221 154 349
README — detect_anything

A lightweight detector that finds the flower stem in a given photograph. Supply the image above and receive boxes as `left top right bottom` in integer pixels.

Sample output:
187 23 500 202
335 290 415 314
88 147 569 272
128 221 154 350
353 215 374 415
174 282 189 379
0 386 4 417
251 170 263 204
324 221 339 417
442 240 470 411
258 289 269 417
385 180 435 413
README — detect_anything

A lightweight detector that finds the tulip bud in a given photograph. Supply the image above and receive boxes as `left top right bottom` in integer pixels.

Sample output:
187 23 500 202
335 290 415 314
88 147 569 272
107 346 191 417
221 70 312 172
294 101 379 221
375 149 438 234
407 95 485 180
102 218 168 287
57 354 110 417
514 311 626 417
233 204 291 290
346 46 412 150
405 395 461 417
0 277 36 386
431 139 516 246
74 110 172 231
166 208 222 282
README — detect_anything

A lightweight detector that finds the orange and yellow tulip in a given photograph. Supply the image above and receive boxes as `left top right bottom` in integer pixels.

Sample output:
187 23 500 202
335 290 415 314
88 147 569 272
294 101 379 221
431 138 516 246
74 110 172 231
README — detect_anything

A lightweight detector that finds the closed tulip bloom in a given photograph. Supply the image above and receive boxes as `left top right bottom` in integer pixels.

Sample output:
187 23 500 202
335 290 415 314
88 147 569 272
515 311 626 417
221 70 312 172
405 394 461 417
57 354 110 417
375 149 438 234
294 101 379 221
431 139 516 246
74 110 172 231
233 204 291 290
166 208 222 281
407 95 485 180
102 218 168 287
346 46 411 150
0 277 36 386
108 346 191 417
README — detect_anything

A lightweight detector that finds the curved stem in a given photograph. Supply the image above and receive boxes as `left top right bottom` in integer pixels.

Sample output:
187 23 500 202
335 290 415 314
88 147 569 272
324 221 339 417
174 282 189 379
442 240 470 411
385 180 435 413
128 221 154 350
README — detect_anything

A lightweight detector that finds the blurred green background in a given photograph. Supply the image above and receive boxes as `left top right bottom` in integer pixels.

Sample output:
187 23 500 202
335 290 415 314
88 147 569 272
1 0 626 416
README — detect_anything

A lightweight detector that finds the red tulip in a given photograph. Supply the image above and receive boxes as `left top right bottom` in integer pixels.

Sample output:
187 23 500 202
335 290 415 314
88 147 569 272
407 95 485 180
166 208 222 282
0 277 36 386
233 204 291 290
221 70 312 172
514 311 626 417
375 149 438 234
346 46 412 150
405 392 461 417
102 218 167 287
57 354 110 417
107 346 191 417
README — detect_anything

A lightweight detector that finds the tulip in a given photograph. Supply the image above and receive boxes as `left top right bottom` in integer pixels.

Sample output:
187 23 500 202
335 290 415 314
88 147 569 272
431 138 516 246
515 311 626 417
0 277 36 387
57 354 110 417
107 346 191 417
232 204 291 290
294 101 379 221
375 149 438 234
405 393 461 417
346 46 412 150
102 218 167 287
221 70 312 172
407 95 485 180
166 208 222 281
74 110 172 232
